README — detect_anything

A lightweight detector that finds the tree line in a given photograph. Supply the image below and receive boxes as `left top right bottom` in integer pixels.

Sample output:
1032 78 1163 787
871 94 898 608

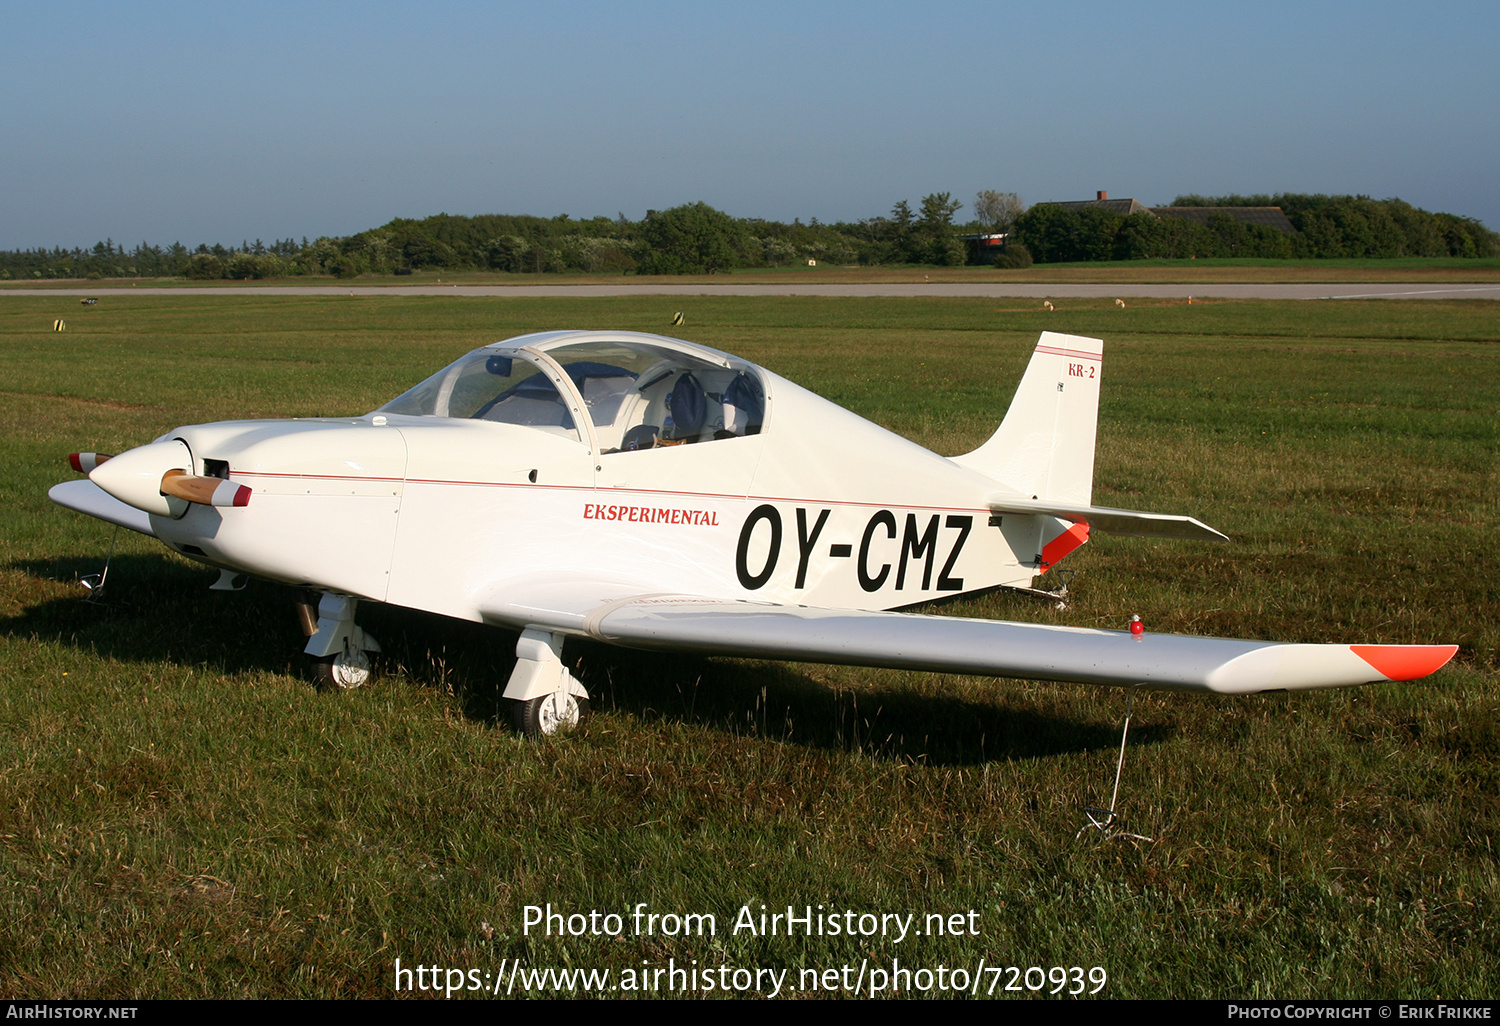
3 192 1493 279
1012 194 1496 262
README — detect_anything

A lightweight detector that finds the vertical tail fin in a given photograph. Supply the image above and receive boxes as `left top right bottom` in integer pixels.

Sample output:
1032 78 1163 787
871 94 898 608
951 331 1103 505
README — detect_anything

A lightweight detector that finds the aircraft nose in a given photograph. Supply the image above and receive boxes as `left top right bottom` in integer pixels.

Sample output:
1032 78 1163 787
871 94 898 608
88 439 194 518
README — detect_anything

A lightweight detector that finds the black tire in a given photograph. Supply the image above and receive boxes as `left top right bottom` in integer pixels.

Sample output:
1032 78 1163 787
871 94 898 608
309 649 378 690
511 692 590 737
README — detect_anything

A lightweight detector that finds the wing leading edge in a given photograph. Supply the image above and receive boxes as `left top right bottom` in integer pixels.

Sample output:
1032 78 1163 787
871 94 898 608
49 479 157 536
479 582 1455 695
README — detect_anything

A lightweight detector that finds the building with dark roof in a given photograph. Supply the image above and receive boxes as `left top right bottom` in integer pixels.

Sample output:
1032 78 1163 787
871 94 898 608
1044 191 1153 216
1038 191 1298 234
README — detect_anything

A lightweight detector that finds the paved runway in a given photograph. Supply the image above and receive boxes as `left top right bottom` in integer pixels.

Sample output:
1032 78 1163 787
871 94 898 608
6 282 1499 300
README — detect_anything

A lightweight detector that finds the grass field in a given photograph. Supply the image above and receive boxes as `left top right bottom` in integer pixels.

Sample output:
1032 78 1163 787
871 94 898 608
6 256 1500 290
1 294 1496 999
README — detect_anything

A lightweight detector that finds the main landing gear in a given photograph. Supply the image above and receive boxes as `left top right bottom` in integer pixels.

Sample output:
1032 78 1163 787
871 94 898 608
503 628 591 737
513 689 590 737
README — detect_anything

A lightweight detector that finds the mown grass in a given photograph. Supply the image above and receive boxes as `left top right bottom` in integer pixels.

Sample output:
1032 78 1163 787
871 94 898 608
0 294 1495 999
6 256 1500 291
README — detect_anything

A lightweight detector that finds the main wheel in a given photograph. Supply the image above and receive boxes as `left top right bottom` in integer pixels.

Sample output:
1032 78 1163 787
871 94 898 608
310 648 377 690
511 692 590 737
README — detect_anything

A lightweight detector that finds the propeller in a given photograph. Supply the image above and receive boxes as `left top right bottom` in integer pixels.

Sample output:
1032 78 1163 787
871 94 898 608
159 469 251 508
69 452 112 473
79 441 251 516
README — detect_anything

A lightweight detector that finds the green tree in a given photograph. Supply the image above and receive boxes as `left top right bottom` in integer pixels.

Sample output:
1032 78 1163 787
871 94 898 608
1011 204 1069 262
184 252 225 279
1012 204 1124 262
885 200 916 262
634 202 748 274
916 192 965 264
889 200 914 232
484 236 529 272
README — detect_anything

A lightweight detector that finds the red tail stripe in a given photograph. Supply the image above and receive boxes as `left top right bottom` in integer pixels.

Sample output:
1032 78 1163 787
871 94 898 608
1039 522 1090 570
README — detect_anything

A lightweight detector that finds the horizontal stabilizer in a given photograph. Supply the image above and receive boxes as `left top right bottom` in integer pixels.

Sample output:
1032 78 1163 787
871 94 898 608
49 479 156 536
480 580 1454 695
989 498 1229 542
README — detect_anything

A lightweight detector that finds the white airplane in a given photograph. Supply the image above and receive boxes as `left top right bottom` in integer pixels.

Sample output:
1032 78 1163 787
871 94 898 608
50 330 1455 742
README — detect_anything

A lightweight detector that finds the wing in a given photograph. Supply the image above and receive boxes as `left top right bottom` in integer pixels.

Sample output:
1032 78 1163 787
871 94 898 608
479 578 1455 695
49 479 157 536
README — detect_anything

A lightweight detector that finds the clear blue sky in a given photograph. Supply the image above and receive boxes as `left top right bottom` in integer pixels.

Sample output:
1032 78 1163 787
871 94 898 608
3 0 1496 250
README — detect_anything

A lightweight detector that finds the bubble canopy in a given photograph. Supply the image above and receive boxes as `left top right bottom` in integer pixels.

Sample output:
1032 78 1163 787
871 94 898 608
376 332 767 449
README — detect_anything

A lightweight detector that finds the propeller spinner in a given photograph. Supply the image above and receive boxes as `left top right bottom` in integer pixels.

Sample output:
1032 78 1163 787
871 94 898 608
79 440 250 517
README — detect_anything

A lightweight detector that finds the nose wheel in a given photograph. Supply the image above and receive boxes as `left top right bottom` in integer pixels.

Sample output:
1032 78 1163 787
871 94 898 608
311 647 377 690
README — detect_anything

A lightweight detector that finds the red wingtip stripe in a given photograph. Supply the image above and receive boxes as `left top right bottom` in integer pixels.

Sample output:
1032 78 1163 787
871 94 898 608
1351 645 1459 682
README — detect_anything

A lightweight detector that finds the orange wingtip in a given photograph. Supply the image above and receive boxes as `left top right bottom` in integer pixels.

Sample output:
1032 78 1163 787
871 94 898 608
1351 644 1459 682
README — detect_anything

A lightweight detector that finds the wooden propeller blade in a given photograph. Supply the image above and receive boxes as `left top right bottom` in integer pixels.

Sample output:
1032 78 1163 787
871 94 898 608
159 469 252 508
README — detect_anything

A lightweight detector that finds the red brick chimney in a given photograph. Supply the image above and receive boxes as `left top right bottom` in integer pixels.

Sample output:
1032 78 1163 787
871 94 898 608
1097 190 1108 201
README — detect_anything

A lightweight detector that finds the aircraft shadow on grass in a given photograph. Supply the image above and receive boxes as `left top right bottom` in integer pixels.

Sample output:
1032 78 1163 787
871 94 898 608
6 553 1164 768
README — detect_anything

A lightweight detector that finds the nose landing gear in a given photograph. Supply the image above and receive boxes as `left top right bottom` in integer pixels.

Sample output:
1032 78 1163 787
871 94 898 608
311 645 378 689
298 591 381 690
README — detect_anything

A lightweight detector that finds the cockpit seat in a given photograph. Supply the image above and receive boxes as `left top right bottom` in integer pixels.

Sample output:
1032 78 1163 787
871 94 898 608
721 371 764 436
662 372 707 442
